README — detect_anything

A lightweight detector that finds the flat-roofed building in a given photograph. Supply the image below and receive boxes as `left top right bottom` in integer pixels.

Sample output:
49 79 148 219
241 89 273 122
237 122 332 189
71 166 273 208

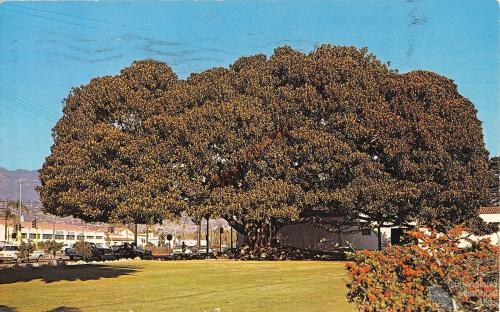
0 221 107 247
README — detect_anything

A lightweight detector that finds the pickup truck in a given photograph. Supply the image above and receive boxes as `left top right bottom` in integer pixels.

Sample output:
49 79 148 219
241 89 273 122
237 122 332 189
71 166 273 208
0 244 45 263
65 242 114 260
114 245 152 259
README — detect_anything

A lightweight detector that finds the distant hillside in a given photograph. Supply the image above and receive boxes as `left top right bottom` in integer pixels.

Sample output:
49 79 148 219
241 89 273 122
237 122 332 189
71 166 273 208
0 167 227 231
0 167 40 203
0 167 81 224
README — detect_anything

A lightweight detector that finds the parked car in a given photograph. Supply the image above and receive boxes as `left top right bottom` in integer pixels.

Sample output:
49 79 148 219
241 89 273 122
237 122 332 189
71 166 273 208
98 246 116 260
172 248 193 255
110 245 122 252
197 248 215 254
0 244 45 263
65 242 115 261
113 244 152 259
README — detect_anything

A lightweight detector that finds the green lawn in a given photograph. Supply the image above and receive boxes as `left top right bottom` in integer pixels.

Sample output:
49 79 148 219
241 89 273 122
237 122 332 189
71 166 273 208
0 260 354 312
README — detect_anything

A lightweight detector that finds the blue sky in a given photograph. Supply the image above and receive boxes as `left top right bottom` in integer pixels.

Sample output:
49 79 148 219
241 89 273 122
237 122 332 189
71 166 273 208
0 0 498 170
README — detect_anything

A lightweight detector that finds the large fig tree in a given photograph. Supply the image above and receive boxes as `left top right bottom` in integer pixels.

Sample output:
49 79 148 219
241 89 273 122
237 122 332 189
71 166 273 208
39 45 493 251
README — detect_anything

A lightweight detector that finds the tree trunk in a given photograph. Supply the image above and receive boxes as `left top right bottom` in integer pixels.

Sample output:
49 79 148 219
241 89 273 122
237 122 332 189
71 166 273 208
377 223 382 251
197 222 201 251
224 216 282 251
134 223 138 246
242 219 279 250
268 219 273 247
230 226 234 250
205 216 210 256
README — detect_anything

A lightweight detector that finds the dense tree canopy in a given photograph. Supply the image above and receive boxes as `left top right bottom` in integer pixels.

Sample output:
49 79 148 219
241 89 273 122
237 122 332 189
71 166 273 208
39 45 493 248
38 60 186 224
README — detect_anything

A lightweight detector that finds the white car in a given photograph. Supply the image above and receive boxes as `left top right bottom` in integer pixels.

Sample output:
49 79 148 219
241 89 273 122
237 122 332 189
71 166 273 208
0 244 45 263
172 248 193 255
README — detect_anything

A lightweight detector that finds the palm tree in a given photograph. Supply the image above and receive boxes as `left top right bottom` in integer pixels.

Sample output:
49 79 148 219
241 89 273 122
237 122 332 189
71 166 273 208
3 200 29 242
3 206 15 241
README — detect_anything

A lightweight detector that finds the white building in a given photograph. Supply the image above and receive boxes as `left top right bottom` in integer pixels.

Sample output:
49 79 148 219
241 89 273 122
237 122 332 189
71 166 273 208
477 206 500 245
106 228 135 246
0 221 161 248
106 227 160 247
277 221 379 251
0 221 107 248
265 206 500 251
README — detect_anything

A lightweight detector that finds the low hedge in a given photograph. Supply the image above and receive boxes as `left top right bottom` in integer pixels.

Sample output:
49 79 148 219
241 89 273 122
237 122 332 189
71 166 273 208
345 226 499 312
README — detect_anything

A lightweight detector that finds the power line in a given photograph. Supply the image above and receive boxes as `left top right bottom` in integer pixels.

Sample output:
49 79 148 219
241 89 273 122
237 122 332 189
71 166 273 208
0 95 59 124
0 89 61 119
9 3 139 30
8 3 267 51
1 104 56 128
0 7 106 33
0 6 241 58
0 89 61 121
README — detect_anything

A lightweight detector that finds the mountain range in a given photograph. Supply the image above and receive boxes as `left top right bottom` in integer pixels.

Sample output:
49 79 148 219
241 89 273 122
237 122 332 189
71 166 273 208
0 167 41 203
0 167 220 232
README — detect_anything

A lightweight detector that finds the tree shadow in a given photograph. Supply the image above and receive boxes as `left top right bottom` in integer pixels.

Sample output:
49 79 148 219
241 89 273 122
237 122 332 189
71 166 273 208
46 307 81 312
0 305 18 312
0 264 139 284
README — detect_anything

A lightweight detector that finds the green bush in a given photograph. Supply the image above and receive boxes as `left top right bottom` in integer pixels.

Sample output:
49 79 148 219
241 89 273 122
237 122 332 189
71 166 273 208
73 241 93 260
345 226 499 312
41 240 65 258
18 241 34 263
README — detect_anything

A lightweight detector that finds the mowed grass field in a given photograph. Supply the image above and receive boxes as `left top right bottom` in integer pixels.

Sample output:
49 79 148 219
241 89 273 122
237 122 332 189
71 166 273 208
0 260 353 312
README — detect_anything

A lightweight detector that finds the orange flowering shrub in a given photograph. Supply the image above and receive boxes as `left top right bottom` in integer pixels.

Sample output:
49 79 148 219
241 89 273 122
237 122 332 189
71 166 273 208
345 226 499 311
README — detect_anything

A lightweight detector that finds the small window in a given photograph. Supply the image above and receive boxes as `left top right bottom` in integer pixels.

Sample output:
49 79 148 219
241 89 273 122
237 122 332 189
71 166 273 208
22 233 27 238
95 236 103 239
86 236 95 240
66 235 75 240
55 235 65 240
43 234 53 239
77 235 84 240
361 229 372 236
30 233 40 239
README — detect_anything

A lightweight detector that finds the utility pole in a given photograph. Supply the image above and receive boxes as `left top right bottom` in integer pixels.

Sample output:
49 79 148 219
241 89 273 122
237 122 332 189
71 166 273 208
197 222 201 252
33 219 38 250
182 218 185 241
134 223 138 246
4 198 8 242
17 179 23 243
377 222 382 251
219 227 223 253
230 226 233 250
